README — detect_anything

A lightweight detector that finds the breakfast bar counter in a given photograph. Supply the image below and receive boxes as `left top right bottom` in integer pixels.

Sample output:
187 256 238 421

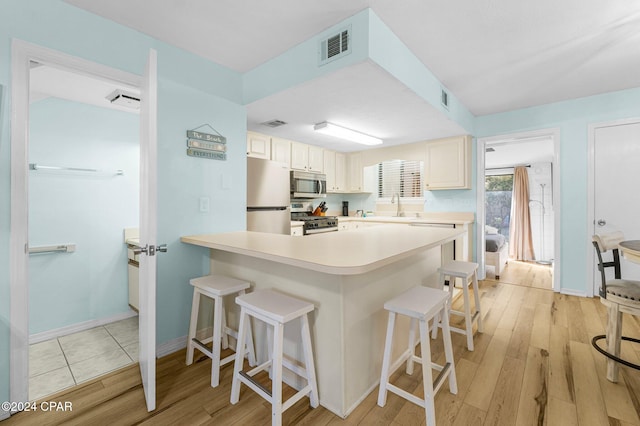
181 225 464 418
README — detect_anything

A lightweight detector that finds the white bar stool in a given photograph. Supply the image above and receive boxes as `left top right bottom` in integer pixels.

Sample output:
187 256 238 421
185 275 256 388
230 289 319 426
432 260 483 351
377 286 457 426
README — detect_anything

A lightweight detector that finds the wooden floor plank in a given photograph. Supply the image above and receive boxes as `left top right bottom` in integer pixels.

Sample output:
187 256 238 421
516 346 549 426
570 341 610 426
484 356 525 426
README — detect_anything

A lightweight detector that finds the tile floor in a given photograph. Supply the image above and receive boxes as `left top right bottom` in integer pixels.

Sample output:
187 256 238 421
28 316 139 401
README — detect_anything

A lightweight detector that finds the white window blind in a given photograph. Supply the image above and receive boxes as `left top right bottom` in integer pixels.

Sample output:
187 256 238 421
377 160 423 198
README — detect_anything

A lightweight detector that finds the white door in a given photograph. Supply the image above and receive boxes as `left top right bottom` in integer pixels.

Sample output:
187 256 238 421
594 120 640 293
138 49 159 412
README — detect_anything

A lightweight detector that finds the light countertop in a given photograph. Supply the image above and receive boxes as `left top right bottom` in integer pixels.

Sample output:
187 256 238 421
181 225 463 275
337 212 474 225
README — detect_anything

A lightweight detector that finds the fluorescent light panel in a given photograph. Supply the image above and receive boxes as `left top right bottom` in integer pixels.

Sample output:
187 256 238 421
314 121 383 146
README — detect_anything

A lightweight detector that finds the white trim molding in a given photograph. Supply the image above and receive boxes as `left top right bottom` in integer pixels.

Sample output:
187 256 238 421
29 311 138 345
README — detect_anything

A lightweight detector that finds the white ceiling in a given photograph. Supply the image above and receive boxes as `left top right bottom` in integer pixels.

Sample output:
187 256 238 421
63 0 640 150
30 64 140 114
485 137 554 169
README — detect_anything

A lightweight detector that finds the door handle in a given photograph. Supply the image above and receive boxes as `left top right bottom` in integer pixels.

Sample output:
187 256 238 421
133 244 168 256
597 219 606 226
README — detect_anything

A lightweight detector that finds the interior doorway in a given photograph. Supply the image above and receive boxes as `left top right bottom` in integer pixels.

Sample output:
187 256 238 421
27 63 140 401
10 40 157 412
476 129 560 292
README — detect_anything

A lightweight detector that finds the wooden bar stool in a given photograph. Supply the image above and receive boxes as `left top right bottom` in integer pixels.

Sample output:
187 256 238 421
432 260 483 351
377 286 457 426
230 289 319 426
185 275 256 388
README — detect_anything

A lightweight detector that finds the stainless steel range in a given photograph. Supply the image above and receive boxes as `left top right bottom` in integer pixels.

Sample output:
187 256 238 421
291 201 338 235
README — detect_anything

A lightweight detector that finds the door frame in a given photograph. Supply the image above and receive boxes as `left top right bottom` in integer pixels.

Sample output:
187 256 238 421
9 39 144 405
476 128 561 292
587 117 640 297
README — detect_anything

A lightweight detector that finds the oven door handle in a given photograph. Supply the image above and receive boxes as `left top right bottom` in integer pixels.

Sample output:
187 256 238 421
305 227 338 235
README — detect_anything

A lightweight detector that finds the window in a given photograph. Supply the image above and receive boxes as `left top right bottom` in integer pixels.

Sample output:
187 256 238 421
485 174 513 239
377 160 423 199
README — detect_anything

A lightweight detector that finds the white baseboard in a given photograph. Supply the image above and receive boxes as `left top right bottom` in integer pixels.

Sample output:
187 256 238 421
156 327 213 358
560 288 588 298
29 310 138 344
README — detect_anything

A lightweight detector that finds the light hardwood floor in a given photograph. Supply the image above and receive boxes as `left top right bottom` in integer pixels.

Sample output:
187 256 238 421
5 264 640 425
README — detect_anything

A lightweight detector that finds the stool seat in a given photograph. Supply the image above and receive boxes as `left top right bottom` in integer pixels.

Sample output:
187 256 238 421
433 260 483 351
185 274 256 388
384 286 449 320
231 290 319 426
439 260 479 279
190 275 251 295
235 290 314 323
378 286 457 426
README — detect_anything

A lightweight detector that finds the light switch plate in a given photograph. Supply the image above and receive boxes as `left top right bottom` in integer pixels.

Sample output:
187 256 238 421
199 197 210 213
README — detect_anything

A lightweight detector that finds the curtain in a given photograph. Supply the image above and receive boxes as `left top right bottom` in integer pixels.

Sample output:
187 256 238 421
509 167 536 260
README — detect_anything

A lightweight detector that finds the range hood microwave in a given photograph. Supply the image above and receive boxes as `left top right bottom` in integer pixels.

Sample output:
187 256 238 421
290 170 327 199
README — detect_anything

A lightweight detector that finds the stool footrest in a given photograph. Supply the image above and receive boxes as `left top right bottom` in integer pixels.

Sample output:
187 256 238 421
239 371 272 399
432 362 452 395
191 338 213 359
385 383 426 409
282 385 313 412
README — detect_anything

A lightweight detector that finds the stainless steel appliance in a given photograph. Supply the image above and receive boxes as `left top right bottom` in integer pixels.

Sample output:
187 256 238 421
290 170 327 199
291 201 338 235
247 157 291 235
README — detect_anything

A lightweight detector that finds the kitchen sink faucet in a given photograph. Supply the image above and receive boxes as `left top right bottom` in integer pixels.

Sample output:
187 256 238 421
391 193 404 217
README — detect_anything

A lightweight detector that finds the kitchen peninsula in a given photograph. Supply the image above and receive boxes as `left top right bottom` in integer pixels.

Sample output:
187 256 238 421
181 225 464 418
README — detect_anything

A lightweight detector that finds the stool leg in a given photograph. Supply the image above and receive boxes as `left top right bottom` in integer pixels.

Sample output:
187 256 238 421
300 314 319 408
432 271 447 339
185 289 201 365
211 295 223 388
377 311 397 407
221 301 229 350
606 303 622 382
440 303 458 394
230 307 248 404
462 282 474 351
271 322 284 426
472 270 483 332
267 325 274 380
419 318 436 426
406 318 417 375
245 316 257 367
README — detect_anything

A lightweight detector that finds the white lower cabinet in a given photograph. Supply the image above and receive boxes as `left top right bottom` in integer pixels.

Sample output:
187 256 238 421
291 225 304 236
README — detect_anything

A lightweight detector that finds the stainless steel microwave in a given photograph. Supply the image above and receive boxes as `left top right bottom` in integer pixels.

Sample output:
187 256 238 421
290 170 327 198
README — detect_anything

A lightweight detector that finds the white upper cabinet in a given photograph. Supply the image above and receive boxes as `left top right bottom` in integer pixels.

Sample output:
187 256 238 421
247 131 271 159
291 142 324 173
270 137 291 167
348 152 363 192
323 151 347 192
424 135 471 190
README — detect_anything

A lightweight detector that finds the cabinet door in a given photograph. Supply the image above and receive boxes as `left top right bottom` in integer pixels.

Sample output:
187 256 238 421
290 142 309 171
425 136 471 189
324 150 336 191
271 137 291 167
308 145 324 173
335 153 346 191
247 132 271 159
348 152 363 192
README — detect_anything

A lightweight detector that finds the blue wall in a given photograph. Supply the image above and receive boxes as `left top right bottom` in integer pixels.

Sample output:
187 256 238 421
0 0 246 409
28 98 139 334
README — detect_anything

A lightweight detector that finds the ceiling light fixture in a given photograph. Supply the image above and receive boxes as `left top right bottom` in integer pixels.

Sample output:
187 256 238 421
313 121 383 146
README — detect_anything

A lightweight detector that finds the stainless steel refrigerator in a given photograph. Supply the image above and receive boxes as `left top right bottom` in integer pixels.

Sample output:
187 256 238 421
247 157 291 235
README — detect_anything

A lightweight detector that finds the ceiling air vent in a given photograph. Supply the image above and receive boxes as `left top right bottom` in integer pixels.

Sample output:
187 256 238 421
441 88 449 110
107 89 140 109
261 119 287 128
318 25 352 66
